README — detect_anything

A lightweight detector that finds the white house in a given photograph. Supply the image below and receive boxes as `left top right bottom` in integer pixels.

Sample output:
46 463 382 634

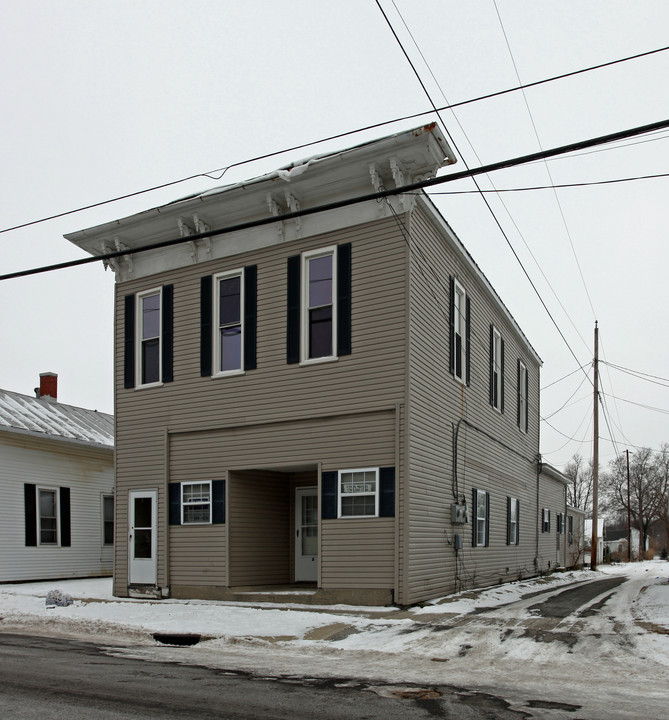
0 373 115 582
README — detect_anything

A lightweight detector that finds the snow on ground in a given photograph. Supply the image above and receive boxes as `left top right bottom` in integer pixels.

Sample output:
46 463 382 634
2 561 669 719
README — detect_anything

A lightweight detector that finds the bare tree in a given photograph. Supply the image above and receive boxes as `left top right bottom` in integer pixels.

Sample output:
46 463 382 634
602 446 669 557
564 453 593 517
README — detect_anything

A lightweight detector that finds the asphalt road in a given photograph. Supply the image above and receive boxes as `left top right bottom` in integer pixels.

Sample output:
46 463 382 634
0 633 527 719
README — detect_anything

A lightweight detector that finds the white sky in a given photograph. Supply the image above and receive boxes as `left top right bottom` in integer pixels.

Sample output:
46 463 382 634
1 1 668 471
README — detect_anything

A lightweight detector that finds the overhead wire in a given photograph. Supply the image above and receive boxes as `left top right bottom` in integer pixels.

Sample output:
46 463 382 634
377 0 592 386
2 43 668 237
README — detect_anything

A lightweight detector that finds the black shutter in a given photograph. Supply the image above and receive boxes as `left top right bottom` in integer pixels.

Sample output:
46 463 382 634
379 467 395 517
337 243 352 356
507 496 511 545
525 366 529 432
124 294 135 389
244 266 257 371
169 483 181 525
516 499 520 545
321 471 337 519
500 337 505 414
162 284 174 383
212 480 226 524
517 359 521 427
448 276 455 375
286 255 301 364
472 488 478 547
60 487 71 547
200 276 212 377
485 492 490 547
465 296 471 386
489 325 494 406
24 484 37 547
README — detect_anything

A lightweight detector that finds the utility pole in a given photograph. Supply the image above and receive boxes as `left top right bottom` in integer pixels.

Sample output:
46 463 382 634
626 449 631 562
591 321 599 570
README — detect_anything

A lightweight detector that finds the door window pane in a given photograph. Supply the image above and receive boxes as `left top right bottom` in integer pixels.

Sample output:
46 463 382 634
134 497 152 528
134 529 152 559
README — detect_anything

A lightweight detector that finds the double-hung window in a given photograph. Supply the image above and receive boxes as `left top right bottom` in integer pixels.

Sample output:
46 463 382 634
472 489 490 547
453 280 467 382
507 497 519 545
181 482 212 524
557 512 565 534
303 247 336 362
338 468 378 518
214 270 243 375
568 514 574 545
542 508 551 533
490 326 504 411
124 285 173 389
39 488 58 545
102 495 114 545
138 289 162 385
518 360 528 433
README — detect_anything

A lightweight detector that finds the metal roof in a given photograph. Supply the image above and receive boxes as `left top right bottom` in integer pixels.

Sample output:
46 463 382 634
0 388 113 449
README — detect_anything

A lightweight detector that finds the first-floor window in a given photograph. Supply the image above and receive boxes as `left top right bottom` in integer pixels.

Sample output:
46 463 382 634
568 514 574 545
182 482 212 524
473 489 489 547
557 513 565 534
39 488 58 544
542 508 550 533
507 497 519 545
338 468 378 517
103 495 114 545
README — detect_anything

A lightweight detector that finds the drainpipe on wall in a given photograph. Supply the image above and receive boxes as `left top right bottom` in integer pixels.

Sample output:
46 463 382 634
535 455 541 570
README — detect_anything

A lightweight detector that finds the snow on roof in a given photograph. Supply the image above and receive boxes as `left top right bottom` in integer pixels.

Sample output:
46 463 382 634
0 388 113 449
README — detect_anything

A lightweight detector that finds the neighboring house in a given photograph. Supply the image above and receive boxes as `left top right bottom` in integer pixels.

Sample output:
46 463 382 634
603 526 643 561
537 463 574 570
566 505 586 568
584 518 605 566
0 373 114 582
67 123 566 605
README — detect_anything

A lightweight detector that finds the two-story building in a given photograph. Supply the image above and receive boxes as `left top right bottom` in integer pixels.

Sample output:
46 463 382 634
66 123 563 605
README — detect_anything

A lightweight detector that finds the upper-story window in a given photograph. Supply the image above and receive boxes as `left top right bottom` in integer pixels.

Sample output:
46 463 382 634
124 285 173 389
138 289 162 386
518 360 528 433
214 270 244 375
303 248 335 361
286 244 352 365
200 266 257 378
490 325 504 412
449 277 470 385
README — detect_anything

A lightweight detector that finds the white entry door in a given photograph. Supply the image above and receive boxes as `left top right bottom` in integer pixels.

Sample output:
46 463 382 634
295 487 318 582
129 490 157 585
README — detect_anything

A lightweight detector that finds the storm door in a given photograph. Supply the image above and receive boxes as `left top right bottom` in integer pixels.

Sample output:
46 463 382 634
129 490 157 585
295 487 318 582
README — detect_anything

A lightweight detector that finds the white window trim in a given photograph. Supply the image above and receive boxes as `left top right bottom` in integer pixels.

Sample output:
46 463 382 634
181 481 213 525
492 326 502 411
453 279 467 385
509 496 519 545
37 486 59 546
102 494 114 546
213 268 245 378
301 246 338 365
337 467 379 518
519 360 528 433
475 489 487 546
542 507 550 533
136 287 163 389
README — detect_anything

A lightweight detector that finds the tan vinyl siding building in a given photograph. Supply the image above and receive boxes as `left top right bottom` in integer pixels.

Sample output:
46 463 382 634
67 124 565 605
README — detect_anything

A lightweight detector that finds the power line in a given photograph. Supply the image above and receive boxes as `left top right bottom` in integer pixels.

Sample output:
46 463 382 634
541 364 589 390
2 42 667 237
2 117 669 283
601 392 669 416
426 171 669 194
601 360 669 388
377 0 592 380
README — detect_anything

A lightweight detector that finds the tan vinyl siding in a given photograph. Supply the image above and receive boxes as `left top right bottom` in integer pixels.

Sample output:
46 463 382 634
538 473 568 570
404 202 541 604
228 470 290 586
321 518 395 588
170 523 227 586
113 217 405 594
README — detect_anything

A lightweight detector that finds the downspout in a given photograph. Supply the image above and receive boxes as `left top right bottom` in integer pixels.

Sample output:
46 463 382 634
535 455 541 570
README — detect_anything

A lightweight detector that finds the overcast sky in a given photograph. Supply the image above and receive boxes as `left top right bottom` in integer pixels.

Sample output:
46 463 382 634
1 0 668 472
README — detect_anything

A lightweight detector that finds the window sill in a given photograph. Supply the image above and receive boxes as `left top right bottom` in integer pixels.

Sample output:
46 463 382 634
135 381 164 390
212 369 246 379
299 356 339 367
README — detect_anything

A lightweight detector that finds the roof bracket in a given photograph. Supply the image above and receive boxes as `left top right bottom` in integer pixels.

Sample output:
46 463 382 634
369 163 389 218
284 192 302 237
114 236 134 279
266 194 285 242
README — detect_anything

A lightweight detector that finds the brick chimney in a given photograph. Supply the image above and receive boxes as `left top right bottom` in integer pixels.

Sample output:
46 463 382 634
38 372 58 401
